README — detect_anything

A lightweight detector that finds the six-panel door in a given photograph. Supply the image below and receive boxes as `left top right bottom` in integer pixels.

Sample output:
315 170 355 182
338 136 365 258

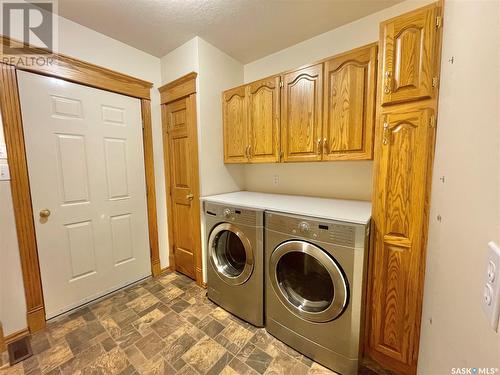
369 106 435 372
281 64 323 162
165 97 199 279
223 86 248 163
380 5 438 106
323 44 377 160
247 76 281 163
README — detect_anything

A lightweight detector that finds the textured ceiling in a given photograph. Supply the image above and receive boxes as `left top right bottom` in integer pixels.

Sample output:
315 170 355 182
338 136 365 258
57 0 404 63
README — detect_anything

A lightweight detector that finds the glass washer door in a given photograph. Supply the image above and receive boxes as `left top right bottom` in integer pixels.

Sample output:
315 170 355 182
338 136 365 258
269 240 349 322
209 223 254 285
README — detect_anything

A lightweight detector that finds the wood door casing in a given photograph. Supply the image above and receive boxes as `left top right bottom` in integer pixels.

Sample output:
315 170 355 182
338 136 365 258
163 95 202 281
281 64 323 162
380 4 438 106
323 44 377 160
223 86 248 163
368 105 436 374
247 76 280 163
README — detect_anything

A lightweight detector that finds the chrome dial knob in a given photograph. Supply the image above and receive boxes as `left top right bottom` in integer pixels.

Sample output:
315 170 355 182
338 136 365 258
223 208 232 218
298 221 310 233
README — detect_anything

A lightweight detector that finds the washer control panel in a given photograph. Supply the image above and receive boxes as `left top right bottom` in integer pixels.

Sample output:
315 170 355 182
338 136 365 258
265 211 368 248
204 202 263 227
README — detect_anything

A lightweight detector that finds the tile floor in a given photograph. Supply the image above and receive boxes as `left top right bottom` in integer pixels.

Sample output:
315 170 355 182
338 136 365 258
0 271 337 375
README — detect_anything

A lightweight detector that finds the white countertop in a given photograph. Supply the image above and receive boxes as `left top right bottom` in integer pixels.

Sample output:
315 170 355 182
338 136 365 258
201 191 372 225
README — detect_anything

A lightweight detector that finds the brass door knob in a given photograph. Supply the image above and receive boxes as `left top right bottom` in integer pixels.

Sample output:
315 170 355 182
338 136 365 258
39 209 51 218
186 193 194 201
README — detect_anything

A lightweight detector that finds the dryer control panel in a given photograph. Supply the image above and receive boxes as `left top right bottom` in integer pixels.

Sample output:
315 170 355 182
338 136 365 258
204 202 264 227
265 211 368 249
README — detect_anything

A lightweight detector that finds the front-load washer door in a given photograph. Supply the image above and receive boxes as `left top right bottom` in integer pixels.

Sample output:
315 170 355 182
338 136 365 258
269 240 349 322
209 223 254 285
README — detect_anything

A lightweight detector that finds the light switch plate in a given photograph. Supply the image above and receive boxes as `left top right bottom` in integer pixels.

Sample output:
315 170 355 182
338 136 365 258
482 241 500 331
0 162 10 181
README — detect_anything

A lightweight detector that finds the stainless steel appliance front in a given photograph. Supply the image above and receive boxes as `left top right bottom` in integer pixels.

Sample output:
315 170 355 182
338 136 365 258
265 211 369 375
205 202 264 327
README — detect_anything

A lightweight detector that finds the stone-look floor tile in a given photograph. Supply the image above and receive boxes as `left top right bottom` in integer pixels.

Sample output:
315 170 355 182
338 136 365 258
182 337 227 374
37 343 73 374
59 343 104 374
162 333 196 363
228 357 259 375
21 354 38 374
207 351 233 375
176 364 198 375
307 362 339 375
184 302 213 321
48 317 86 341
123 346 147 370
151 312 187 339
126 293 160 314
101 337 117 352
219 322 254 354
171 358 186 371
170 299 190 313
245 347 273 374
1 362 25 375
80 347 129 375
264 349 309 375
134 333 164 360
161 284 184 302
114 326 142 349
200 318 225 338
111 309 139 328
131 308 164 335
65 321 105 354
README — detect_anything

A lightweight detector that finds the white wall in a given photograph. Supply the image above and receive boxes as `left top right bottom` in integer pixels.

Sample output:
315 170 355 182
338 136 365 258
160 37 199 84
418 1 500 373
0 115 28 336
242 0 433 201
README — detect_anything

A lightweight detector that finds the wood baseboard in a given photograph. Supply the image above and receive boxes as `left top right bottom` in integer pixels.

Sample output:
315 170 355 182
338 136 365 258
27 306 45 332
4 329 29 346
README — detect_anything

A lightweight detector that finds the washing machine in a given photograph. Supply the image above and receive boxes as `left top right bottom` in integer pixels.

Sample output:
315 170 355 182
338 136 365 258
265 211 370 375
205 201 264 327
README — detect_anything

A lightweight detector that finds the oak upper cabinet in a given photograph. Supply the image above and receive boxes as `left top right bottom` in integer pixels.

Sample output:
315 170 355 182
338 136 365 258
223 86 248 163
323 44 377 160
247 76 280 163
281 64 323 162
380 5 440 106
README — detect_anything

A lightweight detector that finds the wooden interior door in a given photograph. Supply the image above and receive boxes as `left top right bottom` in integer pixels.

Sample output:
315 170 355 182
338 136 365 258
281 64 323 162
367 105 435 374
380 5 438 106
223 86 248 163
163 94 201 281
323 44 377 160
247 76 280 163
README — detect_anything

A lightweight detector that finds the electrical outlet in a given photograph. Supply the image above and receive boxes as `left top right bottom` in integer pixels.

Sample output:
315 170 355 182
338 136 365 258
482 241 500 331
273 175 279 185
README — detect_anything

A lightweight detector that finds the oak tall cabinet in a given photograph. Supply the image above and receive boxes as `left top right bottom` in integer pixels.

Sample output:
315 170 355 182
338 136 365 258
281 64 323 162
323 44 377 160
366 3 443 375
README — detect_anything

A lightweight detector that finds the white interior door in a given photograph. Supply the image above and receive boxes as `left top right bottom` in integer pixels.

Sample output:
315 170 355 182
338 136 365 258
17 71 151 319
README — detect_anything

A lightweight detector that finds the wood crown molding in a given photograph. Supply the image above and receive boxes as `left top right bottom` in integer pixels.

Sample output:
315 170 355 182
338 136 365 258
1 36 153 99
158 72 197 104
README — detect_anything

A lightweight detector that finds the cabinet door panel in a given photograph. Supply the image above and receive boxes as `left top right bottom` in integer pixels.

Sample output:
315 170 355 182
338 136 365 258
381 5 438 105
368 106 435 373
281 64 323 162
323 44 377 160
248 76 280 163
223 86 248 163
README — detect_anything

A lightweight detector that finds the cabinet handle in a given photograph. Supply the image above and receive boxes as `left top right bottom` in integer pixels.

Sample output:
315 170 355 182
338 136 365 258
245 145 250 158
323 138 328 154
383 122 389 145
186 193 194 201
248 145 252 157
384 71 392 94
316 138 322 152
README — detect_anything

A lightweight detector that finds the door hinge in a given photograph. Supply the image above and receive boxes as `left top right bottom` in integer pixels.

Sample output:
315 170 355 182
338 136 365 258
142 119 145 130
429 115 436 128
436 16 442 28
279 81 284 88
432 77 439 88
